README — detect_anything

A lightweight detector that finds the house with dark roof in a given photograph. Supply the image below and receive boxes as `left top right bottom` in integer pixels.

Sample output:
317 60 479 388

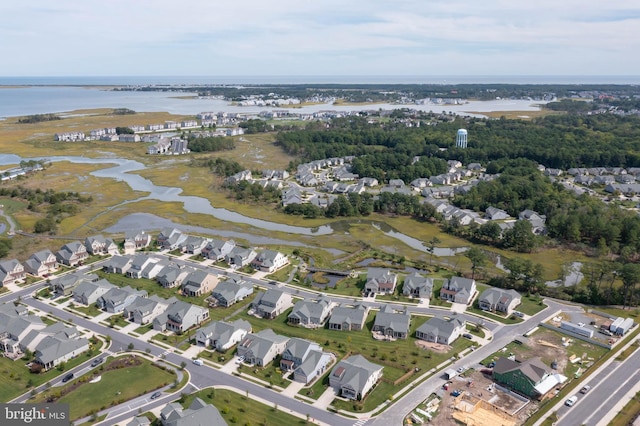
288 296 335 327
84 235 119 256
97 286 147 313
23 249 58 277
102 255 133 275
159 397 228 426
156 265 192 289
72 279 116 305
124 295 175 325
202 239 236 261
208 279 254 307
126 416 150 426
153 300 209 333
328 303 369 331
251 289 293 319
492 357 566 398
55 241 88 266
402 272 433 299
126 254 162 279
236 329 289 367
181 270 218 297
251 250 289 273
225 247 257 268
280 337 332 384
439 276 476 304
363 268 398 296
478 288 521 314
0 303 46 356
0 259 26 286
181 236 210 256
50 272 98 296
372 305 411 339
415 316 465 345
485 206 510 220
518 210 547 235
32 324 90 370
123 230 152 255
329 354 383 400
157 228 188 251
195 319 252 352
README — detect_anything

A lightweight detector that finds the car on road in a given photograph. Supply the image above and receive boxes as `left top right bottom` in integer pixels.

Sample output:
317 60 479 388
192 358 203 366
580 385 591 394
150 391 161 400
90 357 104 367
62 373 74 383
456 366 466 373
565 395 578 407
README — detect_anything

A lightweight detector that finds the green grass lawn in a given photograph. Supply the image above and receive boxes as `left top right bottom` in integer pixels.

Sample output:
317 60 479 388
517 294 547 316
182 388 308 426
332 380 397 413
467 301 522 325
71 304 102 317
238 358 290 390
299 369 332 400
134 323 153 335
0 339 102 402
34 357 175 420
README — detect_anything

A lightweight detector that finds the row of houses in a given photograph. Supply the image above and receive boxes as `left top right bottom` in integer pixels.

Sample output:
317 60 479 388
0 303 90 370
147 137 190 155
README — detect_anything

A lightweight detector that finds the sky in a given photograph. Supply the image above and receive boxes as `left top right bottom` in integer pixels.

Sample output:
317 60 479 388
1 0 639 77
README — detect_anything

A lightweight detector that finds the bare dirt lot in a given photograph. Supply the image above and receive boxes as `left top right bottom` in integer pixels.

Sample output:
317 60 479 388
415 340 451 353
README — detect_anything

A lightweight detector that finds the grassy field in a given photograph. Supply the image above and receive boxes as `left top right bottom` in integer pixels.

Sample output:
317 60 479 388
181 388 309 425
33 357 175 420
609 391 640 426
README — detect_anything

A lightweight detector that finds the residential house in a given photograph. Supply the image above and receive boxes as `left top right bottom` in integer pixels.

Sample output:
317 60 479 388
518 210 547 235
287 296 335 327
251 289 293 319
72 279 116 305
202 239 236 261
478 288 522 314
153 300 209 333
208 279 254 307
55 241 89 266
102 255 133 275
97 286 147 313
402 272 433 299
159 397 228 426
126 416 151 426
236 329 289 367
23 249 58 277
0 303 46 356
157 228 188 251
486 206 510 220
250 250 289 273
440 276 476 304
182 236 210 256
123 231 152 254
415 316 466 345
195 319 252 352
50 272 98 296
225 247 257 268
123 295 175 325
363 268 398 296
156 265 192 289
31 323 90 370
181 270 218 297
493 357 566 398
126 254 162 279
280 337 332 384
329 354 383 400
84 235 119 255
328 303 369 331
372 305 411 339
0 259 26 286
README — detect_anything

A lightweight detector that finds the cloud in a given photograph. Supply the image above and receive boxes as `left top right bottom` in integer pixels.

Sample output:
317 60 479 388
1 0 638 76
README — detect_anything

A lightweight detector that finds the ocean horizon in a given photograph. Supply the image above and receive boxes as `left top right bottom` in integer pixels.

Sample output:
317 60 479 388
1 75 639 86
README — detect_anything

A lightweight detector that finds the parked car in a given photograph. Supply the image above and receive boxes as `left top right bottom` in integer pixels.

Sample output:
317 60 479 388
456 366 466 373
565 395 578 407
580 385 591 394
462 333 473 339
150 391 161 400
62 373 74 383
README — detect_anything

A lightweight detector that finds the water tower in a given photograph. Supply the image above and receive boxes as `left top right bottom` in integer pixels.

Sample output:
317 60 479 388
456 129 468 149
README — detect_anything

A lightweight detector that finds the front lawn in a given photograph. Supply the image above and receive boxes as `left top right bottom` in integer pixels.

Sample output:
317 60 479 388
70 304 102 317
517 294 547 316
237 358 290 390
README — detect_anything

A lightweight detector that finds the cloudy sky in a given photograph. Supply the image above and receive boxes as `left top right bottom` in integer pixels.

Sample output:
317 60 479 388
1 0 639 77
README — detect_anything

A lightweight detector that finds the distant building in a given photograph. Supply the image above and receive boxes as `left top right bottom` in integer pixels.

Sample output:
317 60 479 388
456 129 468 149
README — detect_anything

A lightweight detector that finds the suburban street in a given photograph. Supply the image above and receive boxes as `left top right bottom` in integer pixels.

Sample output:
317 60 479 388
0 256 565 426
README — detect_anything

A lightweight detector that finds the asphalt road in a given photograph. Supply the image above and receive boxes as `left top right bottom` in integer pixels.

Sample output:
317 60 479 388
554 346 640 426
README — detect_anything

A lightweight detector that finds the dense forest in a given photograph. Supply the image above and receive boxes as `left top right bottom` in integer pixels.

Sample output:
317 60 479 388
17 114 60 124
187 136 236 153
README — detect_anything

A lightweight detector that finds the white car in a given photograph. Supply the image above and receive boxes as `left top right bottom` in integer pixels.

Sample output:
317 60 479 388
192 359 203 366
565 395 578 407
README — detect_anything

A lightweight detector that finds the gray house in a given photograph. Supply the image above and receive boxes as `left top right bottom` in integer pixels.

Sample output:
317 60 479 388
51 272 98 296
402 272 433 299
440 276 477 304
55 241 88 266
73 279 116 305
159 397 228 426
97 285 148 313
153 300 209 333
202 239 236 261
156 265 192 289
32 324 90 370
372 305 411 339
364 268 398 296
123 295 175 325
126 254 162 279
195 319 252 352
328 303 369 331
486 206 510 220
181 270 218 297
329 354 383 400
102 255 133 275
287 296 335 327
23 249 58 277
251 289 293 319
225 247 257 268
415 316 466 345
478 288 521 314
208 279 254 307
157 227 188 251
0 303 46 356
279 337 332 384
84 235 119 256
182 236 210 255
236 329 289 367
